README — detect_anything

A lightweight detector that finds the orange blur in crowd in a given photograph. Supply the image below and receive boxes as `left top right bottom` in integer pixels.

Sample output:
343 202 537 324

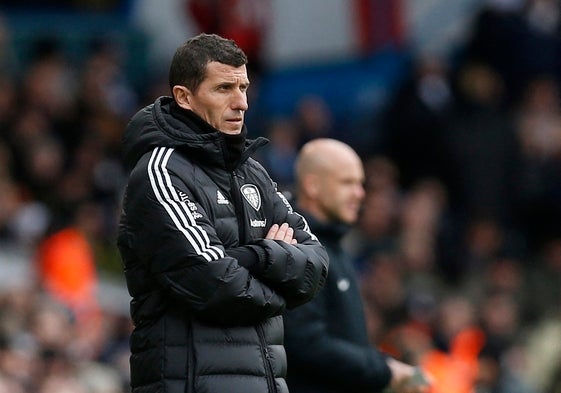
379 318 486 393
420 327 486 393
36 227 100 321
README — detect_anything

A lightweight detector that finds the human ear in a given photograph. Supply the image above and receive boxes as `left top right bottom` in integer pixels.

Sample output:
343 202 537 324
305 174 321 198
172 85 192 110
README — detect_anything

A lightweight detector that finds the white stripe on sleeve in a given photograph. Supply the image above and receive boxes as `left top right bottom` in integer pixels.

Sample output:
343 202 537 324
148 147 224 262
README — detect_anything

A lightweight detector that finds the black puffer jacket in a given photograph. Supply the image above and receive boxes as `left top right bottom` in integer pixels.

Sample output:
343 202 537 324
117 97 328 393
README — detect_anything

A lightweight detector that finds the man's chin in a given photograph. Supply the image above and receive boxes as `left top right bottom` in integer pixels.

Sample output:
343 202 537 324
331 214 356 226
343 214 359 225
220 130 242 135
221 120 244 134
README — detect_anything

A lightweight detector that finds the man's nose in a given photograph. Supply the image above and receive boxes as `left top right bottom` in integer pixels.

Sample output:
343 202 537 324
232 89 248 111
355 185 366 200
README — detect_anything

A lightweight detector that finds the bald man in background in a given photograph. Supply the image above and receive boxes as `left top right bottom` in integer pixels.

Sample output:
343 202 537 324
284 138 428 393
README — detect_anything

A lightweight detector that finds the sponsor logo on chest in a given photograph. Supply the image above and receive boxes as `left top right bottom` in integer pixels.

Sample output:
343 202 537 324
250 219 266 227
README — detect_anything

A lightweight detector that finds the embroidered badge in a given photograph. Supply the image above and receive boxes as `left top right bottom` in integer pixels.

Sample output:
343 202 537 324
241 184 261 211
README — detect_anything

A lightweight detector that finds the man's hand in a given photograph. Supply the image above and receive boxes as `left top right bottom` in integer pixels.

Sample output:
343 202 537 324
385 358 430 393
266 223 298 245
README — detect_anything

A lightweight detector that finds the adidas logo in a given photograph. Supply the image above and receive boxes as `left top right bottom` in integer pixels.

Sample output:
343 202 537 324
217 190 229 205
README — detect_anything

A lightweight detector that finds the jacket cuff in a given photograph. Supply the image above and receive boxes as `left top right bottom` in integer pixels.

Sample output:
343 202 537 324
226 245 265 271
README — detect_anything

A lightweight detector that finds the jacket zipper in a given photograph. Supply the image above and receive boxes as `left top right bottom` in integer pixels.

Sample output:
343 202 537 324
232 143 276 391
257 324 277 393
186 319 194 393
230 170 248 243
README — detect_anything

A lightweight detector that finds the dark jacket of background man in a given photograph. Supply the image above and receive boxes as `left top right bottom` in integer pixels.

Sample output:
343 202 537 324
284 212 392 393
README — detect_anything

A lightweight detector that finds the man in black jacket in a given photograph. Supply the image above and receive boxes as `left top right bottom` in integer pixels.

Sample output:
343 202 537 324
284 138 428 393
117 33 328 393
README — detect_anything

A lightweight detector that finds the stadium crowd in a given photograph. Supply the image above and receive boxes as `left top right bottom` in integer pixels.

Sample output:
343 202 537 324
0 1 561 392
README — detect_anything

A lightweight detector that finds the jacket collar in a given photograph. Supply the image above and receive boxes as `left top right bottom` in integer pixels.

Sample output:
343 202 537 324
123 96 268 171
298 208 350 245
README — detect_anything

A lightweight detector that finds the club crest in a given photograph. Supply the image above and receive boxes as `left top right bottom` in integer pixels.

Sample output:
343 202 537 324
241 184 261 211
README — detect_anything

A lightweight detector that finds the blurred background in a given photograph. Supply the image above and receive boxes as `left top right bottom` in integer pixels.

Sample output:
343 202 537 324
0 0 561 392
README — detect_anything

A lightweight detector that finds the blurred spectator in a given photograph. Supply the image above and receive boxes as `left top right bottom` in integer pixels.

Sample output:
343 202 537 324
293 95 337 147
76 38 138 120
257 117 299 194
461 0 530 104
420 295 485 393
453 216 527 286
514 75 561 247
381 54 455 190
524 236 561 323
397 178 447 274
34 200 101 325
476 339 537 393
20 37 77 126
7 108 65 206
343 155 401 272
0 77 16 131
360 253 408 335
462 0 561 105
479 290 521 355
522 307 561 393
442 62 522 228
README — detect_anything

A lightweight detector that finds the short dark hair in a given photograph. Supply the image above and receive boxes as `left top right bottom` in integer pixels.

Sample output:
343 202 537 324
169 33 248 93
